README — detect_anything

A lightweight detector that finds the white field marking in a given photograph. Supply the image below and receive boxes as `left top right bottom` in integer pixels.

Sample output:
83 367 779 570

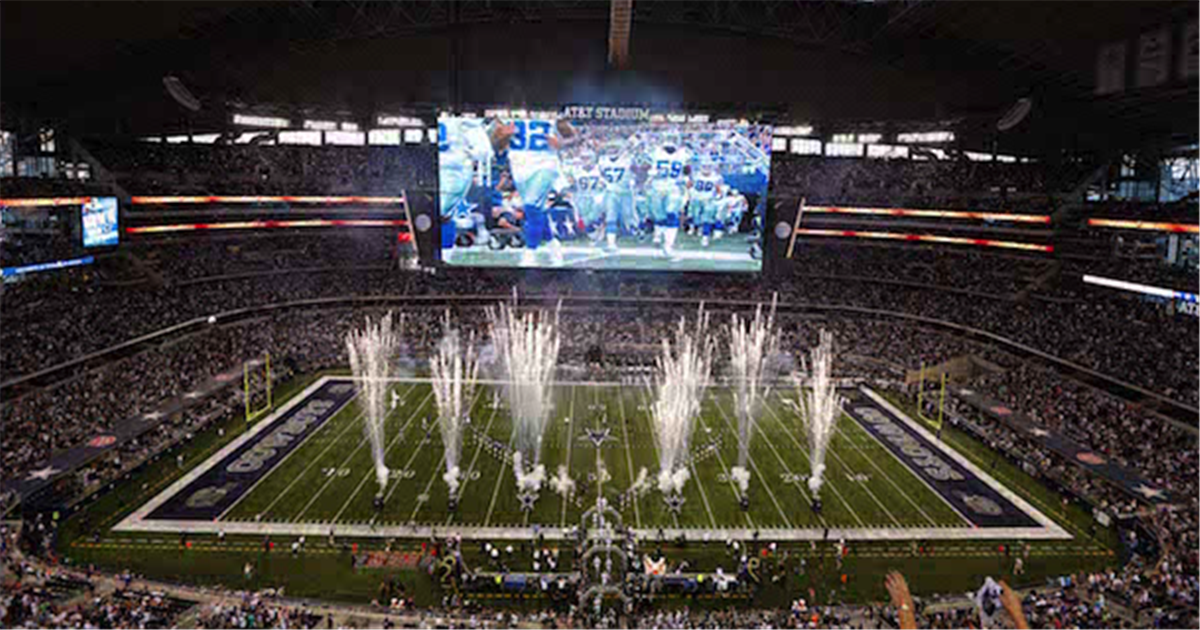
634 385 692 530
292 387 433 523
614 387 642 529
410 450 449 522
348 386 481 523
483 393 525 528
386 385 486 508
562 249 617 268
712 385 826 527
768 393 903 528
833 410 946 527
759 392 868 528
116 518 1072 542
696 393 756 530
834 394 974 528
245 395 370 521
708 392 793 529
862 387 1068 537
559 384 578 529
443 394 504 526
116 376 335 531
218 384 367 521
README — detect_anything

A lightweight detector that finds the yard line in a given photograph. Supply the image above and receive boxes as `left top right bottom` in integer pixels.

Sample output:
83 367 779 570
338 386 481 524
220 387 367 521
759 392 868 528
687 458 720 530
833 420 940 527
483 392 524 528
410 450 448 522
709 387 826 526
292 387 433 523
696 394 755 530
443 396 503 527
614 388 642 529
708 393 793 529
559 385 578 529
772 392 903 528
386 386 485 507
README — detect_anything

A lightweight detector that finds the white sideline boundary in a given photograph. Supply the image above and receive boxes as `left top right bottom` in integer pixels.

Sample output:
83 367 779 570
115 376 336 533
115 378 1071 541
860 386 1070 540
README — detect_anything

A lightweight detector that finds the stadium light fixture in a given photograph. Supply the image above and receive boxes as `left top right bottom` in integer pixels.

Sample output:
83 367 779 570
1083 274 1198 302
232 114 290 128
896 131 955 143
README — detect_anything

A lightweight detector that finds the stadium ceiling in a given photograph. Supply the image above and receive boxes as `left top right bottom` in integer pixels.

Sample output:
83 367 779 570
1 1 1195 149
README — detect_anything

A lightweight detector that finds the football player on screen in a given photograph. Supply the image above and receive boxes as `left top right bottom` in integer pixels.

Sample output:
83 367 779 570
498 117 577 267
648 133 692 261
438 117 500 261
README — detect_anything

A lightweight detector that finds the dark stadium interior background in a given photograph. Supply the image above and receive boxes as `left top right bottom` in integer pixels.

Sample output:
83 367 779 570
1 2 1197 629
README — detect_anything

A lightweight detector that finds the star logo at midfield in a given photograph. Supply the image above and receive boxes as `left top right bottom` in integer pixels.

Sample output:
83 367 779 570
26 466 60 481
1133 484 1165 500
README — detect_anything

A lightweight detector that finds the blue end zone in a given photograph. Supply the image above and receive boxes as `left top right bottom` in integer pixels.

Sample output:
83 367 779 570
842 390 1038 529
148 381 358 521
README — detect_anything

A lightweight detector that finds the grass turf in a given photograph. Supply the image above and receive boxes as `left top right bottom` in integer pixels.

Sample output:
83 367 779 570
218 382 966 531
54 375 1120 608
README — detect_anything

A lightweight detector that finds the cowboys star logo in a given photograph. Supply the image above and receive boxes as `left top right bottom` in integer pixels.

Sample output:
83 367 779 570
185 482 239 509
956 492 1003 516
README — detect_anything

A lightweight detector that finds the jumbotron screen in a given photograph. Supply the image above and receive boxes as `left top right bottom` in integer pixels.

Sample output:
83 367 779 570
438 108 772 272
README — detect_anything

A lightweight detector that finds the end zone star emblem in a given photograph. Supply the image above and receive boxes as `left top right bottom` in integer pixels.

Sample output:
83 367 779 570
27 466 60 481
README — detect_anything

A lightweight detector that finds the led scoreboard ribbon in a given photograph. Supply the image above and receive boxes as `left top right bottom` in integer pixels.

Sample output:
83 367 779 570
125 219 408 234
805 205 1051 224
1086 218 1199 234
792 228 1053 252
129 195 406 205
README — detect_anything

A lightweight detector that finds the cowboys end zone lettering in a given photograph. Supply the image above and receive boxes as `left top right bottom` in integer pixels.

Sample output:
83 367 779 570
147 381 357 521
844 395 1038 528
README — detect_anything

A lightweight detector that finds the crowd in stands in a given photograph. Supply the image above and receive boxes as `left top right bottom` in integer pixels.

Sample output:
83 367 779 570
769 153 1092 209
85 140 438 197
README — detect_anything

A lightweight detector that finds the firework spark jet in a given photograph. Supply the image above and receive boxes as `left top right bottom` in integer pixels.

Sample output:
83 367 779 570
727 295 781 505
487 299 561 508
431 312 479 509
345 313 402 498
651 306 714 506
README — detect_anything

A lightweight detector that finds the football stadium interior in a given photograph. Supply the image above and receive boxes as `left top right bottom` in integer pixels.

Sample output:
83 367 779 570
1 1 1197 628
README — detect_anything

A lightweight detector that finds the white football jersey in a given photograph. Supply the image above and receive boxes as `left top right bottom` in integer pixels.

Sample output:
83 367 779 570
651 146 692 181
506 118 560 182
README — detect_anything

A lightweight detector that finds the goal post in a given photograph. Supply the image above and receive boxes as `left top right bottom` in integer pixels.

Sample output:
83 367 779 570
243 351 273 423
915 361 947 437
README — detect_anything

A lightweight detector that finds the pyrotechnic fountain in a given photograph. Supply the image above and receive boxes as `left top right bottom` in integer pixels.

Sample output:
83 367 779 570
345 312 402 504
651 306 714 513
796 329 842 514
727 295 780 509
430 313 479 511
487 299 561 510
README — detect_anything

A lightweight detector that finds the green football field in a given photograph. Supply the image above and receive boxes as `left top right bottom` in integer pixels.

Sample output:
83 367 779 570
215 381 966 532
442 231 762 272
